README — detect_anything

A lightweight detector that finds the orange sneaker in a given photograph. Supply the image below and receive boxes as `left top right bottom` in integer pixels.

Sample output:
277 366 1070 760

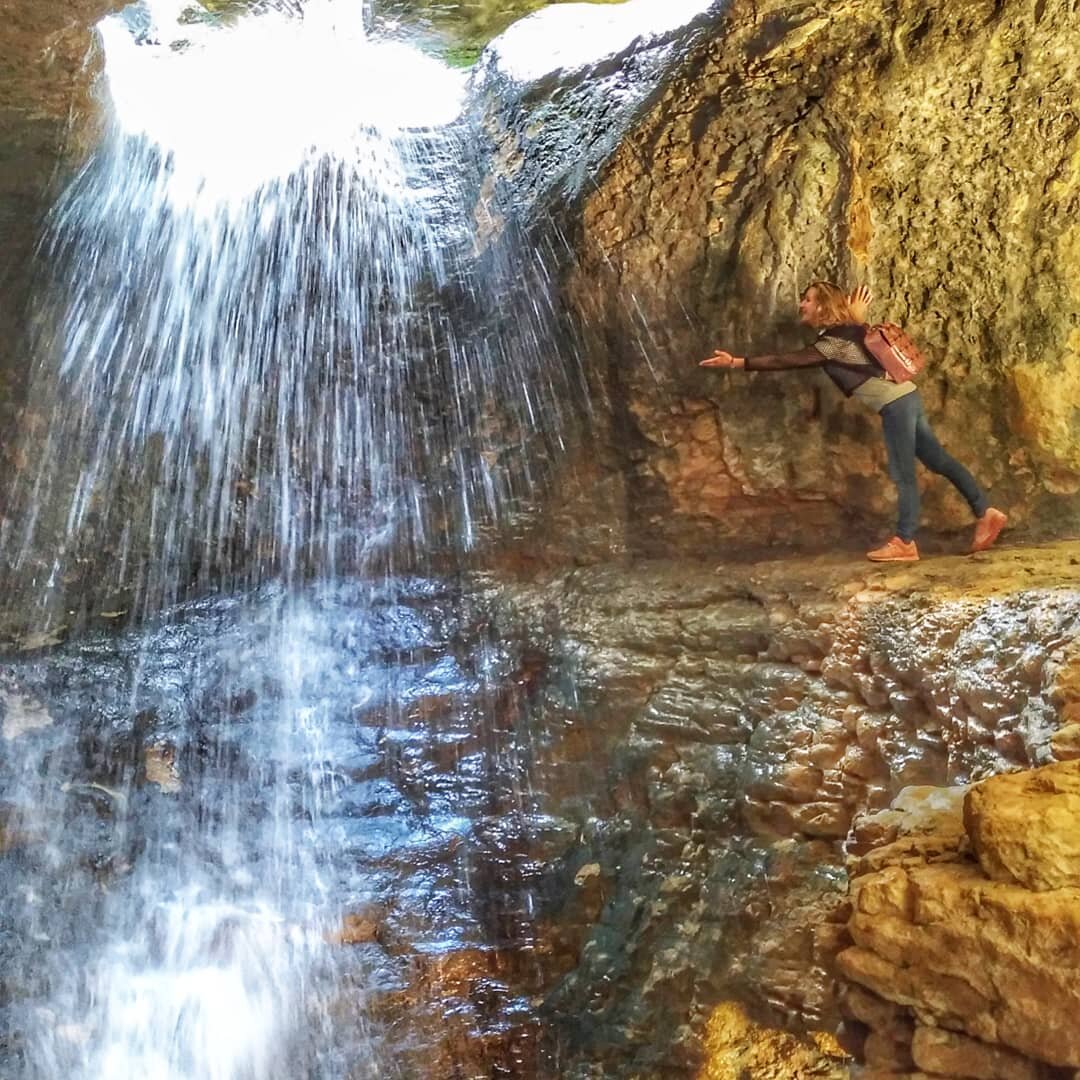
866 537 919 562
971 507 1007 552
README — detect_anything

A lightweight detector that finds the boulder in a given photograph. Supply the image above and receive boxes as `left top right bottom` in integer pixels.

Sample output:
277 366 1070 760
840 863 1080 1067
965 761 1080 891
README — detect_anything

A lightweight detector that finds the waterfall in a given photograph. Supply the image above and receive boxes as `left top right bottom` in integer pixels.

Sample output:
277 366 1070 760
0 2 586 1076
4 0 583 620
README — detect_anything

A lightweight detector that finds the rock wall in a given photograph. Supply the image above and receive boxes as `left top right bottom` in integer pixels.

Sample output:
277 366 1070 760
479 0 1080 558
0 0 120 471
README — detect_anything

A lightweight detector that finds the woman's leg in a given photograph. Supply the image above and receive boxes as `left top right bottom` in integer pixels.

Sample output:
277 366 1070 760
879 394 921 540
912 397 989 518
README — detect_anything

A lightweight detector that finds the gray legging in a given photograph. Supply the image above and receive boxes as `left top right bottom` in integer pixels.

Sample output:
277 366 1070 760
879 391 988 541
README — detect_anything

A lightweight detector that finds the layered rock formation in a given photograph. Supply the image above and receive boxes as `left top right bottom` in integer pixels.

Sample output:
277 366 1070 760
838 761 1080 1077
2 536 1076 1076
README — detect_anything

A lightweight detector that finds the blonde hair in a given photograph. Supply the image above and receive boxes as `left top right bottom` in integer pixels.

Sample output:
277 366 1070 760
803 280 855 326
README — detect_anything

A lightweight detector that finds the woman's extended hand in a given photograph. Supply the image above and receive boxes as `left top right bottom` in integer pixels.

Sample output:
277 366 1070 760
699 349 745 369
849 284 873 323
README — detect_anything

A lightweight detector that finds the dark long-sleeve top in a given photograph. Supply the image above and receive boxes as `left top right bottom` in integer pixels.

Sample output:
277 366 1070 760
745 324 880 397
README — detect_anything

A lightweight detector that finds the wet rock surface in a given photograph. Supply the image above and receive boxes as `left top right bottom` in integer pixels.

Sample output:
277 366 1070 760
0 0 126 435
480 540 1080 1076
2 509 1070 1069
0 543 1077 1075
0 578 601 1076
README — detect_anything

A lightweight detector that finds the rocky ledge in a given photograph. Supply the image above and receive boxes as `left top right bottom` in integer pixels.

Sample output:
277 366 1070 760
0 527 1076 1076
487 539 1080 1075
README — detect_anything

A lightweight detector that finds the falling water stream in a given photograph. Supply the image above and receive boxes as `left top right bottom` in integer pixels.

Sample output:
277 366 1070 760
0 2 589 1075
6 0 583 616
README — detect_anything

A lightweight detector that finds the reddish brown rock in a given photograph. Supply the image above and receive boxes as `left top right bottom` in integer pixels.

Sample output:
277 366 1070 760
843 985 912 1043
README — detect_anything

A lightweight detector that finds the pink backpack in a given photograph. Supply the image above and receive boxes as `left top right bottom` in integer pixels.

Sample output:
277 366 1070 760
863 323 927 383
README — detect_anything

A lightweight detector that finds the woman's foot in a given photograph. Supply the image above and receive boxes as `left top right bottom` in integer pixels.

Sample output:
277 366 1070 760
971 507 1008 552
867 537 920 562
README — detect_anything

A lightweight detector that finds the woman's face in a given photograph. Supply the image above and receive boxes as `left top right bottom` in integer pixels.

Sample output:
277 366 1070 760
798 288 823 327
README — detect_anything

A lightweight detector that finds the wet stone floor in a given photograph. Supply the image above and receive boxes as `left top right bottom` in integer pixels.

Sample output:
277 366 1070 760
0 577 610 1078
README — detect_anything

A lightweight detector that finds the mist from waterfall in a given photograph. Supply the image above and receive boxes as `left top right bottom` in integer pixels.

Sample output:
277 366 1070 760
0 1 588 1076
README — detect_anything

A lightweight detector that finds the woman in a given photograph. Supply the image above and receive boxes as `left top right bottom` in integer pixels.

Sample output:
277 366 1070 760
700 281 1006 562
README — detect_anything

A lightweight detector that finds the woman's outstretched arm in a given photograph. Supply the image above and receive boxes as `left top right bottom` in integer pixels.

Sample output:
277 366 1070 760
700 347 823 370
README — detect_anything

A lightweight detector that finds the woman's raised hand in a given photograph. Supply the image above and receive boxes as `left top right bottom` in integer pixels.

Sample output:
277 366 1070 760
849 284 873 323
699 349 745 369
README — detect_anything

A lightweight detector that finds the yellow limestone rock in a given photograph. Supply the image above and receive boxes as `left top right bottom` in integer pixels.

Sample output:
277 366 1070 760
1050 723 1080 761
1049 725 1080 760
1009 354 1080 495
848 785 971 875
698 1001 849 1080
965 761 1080 891
911 1025 1043 1080
839 863 1080 1067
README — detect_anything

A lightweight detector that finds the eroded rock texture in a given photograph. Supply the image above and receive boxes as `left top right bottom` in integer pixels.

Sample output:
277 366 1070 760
479 0 1080 557
2 539 1075 1077
487 540 1080 1076
697 1000 849 1079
